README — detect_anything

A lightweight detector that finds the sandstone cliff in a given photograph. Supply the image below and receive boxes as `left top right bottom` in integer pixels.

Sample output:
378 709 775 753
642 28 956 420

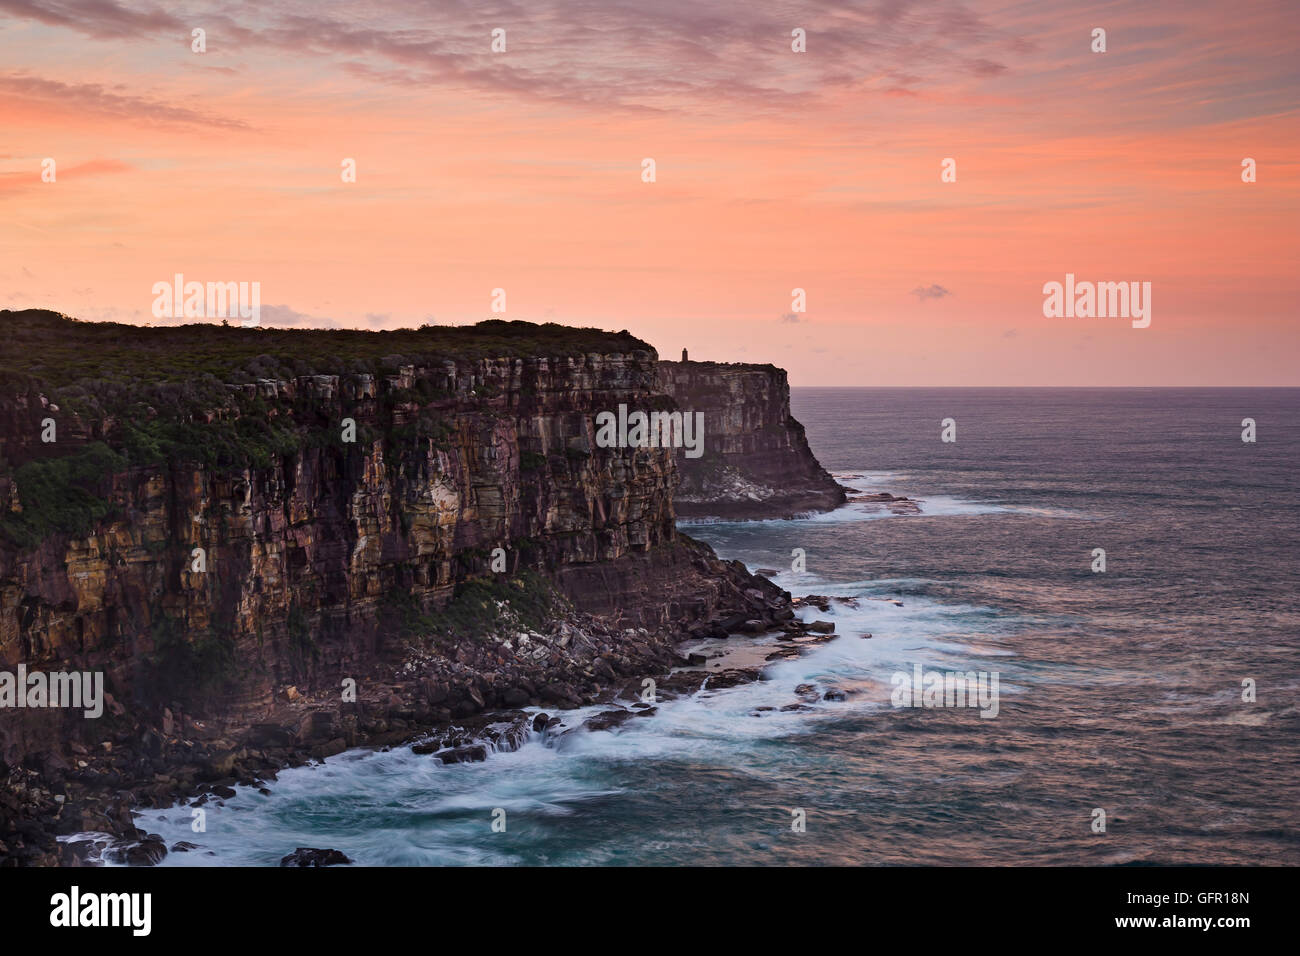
0 312 791 847
657 360 846 519
0 313 860 865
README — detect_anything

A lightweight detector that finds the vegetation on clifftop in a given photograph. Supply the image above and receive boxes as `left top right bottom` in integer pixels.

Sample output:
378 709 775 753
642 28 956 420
0 309 651 390
0 309 651 546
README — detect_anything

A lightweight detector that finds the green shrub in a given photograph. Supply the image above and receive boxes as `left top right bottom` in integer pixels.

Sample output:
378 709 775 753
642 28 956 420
385 569 562 644
0 442 125 546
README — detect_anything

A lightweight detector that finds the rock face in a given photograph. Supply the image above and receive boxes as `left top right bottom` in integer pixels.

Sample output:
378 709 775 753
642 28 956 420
0 313 783 779
656 360 846 519
0 312 823 865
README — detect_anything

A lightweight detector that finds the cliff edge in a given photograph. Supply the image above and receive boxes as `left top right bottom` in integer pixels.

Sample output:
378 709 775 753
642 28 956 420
656 360 847 520
0 310 801 864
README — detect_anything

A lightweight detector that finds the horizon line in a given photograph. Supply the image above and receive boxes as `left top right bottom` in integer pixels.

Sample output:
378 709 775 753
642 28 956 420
788 384 1300 389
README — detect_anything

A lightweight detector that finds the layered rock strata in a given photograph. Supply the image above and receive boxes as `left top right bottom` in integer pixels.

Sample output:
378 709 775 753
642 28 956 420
656 360 846 519
0 311 804 865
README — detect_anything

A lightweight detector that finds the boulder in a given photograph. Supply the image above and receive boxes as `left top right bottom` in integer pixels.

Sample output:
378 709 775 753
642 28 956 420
437 745 488 765
584 709 633 732
501 686 531 708
279 847 353 867
109 838 167 866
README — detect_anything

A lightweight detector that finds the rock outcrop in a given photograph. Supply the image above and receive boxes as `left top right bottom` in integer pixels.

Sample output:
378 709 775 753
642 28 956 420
0 311 801 864
656 360 846 519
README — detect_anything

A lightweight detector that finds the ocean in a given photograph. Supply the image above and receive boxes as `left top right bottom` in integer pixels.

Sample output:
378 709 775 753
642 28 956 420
120 388 1300 865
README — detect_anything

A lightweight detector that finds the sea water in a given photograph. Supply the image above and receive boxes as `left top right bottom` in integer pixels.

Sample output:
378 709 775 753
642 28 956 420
120 388 1300 866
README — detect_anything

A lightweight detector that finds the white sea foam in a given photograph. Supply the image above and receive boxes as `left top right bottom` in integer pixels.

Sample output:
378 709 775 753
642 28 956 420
109 573 1015 866
679 474 1086 529
100 483 1027 866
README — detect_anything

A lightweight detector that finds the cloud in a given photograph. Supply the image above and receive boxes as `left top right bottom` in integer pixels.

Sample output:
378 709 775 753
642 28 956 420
260 304 342 329
0 156 134 194
0 73 251 129
4 0 1294 134
0 0 1028 113
911 284 951 301
965 58 1007 78
0 0 182 38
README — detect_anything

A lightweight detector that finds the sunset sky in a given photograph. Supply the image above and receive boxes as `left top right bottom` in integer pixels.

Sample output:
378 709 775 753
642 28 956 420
2 0 1297 385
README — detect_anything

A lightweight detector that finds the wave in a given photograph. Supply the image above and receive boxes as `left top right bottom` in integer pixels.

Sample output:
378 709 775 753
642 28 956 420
681 475 1091 530
93 480 1046 867
101 572 1022 866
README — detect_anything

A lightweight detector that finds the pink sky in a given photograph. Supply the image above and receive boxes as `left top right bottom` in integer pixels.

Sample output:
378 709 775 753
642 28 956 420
2 0 1297 385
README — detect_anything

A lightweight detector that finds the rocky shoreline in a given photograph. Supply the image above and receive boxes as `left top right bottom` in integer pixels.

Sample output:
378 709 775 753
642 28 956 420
0 311 856 867
2 571 865 867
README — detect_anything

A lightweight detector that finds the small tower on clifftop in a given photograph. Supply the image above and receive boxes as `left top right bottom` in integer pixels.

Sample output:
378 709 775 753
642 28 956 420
682 348 688 361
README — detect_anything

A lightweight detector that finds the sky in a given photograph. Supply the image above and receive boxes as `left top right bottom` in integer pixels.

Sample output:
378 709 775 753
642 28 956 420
1 0 1297 385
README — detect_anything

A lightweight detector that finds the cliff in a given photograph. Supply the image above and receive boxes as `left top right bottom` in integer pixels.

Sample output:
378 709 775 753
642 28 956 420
656 360 846 519
0 311 796 863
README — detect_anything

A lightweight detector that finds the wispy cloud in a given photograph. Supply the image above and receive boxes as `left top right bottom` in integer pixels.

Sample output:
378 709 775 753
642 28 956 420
911 284 951 301
0 0 182 38
0 73 251 128
0 157 133 194
0 0 1030 113
260 304 342 329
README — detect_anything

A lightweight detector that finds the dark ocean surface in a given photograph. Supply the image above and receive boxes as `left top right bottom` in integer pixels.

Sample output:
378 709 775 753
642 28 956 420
117 389 1300 865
